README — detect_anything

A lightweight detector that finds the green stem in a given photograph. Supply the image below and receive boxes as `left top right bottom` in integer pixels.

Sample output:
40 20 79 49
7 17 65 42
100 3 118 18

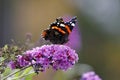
2 65 31 80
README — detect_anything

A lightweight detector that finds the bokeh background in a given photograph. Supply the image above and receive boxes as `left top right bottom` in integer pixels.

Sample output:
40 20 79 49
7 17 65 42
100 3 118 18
0 0 120 80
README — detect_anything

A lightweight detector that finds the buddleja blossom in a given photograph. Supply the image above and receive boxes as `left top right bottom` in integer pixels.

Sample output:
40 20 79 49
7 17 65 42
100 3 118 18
80 71 102 80
9 44 78 73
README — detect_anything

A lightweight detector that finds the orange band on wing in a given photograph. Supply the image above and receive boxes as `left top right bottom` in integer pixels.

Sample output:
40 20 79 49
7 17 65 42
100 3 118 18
65 25 71 34
42 31 47 37
52 26 66 34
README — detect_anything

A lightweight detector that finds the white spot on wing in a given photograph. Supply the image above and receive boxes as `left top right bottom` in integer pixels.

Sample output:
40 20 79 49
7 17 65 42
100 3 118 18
57 22 60 25
60 23 65 27
70 22 72 24
71 23 75 26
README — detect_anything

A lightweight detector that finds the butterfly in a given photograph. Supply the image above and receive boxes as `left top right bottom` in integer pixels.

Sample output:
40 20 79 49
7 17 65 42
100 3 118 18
42 17 77 44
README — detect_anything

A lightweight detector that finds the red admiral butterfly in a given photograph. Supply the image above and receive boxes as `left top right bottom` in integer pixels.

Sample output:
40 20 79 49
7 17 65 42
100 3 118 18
42 17 77 44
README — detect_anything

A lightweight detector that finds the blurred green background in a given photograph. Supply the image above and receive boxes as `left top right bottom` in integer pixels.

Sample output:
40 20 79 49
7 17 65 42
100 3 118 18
0 0 120 80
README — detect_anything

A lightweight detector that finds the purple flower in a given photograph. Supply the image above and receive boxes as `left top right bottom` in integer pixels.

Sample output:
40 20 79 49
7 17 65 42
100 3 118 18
51 45 78 70
80 71 102 80
17 55 30 67
9 60 22 69
9 44 78 73
9 61 16 69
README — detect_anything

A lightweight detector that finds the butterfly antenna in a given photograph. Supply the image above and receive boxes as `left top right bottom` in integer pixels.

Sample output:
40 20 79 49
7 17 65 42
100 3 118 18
71 16 77 23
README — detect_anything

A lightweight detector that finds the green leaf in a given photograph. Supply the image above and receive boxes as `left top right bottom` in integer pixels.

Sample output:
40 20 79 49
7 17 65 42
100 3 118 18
10 67 35 80
0 57 4 61
3 45 8 52
20 67 33 76
12 46 18 52
2 68 12 76
14 69 22 78
24 73 35 80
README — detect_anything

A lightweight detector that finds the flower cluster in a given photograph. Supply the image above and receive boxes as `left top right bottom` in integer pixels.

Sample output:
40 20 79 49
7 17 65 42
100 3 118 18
9 44 78 73
80 71 102 80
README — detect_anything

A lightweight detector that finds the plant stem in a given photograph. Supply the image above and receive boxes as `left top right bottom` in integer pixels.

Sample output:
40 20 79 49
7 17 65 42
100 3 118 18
2 65 31 80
